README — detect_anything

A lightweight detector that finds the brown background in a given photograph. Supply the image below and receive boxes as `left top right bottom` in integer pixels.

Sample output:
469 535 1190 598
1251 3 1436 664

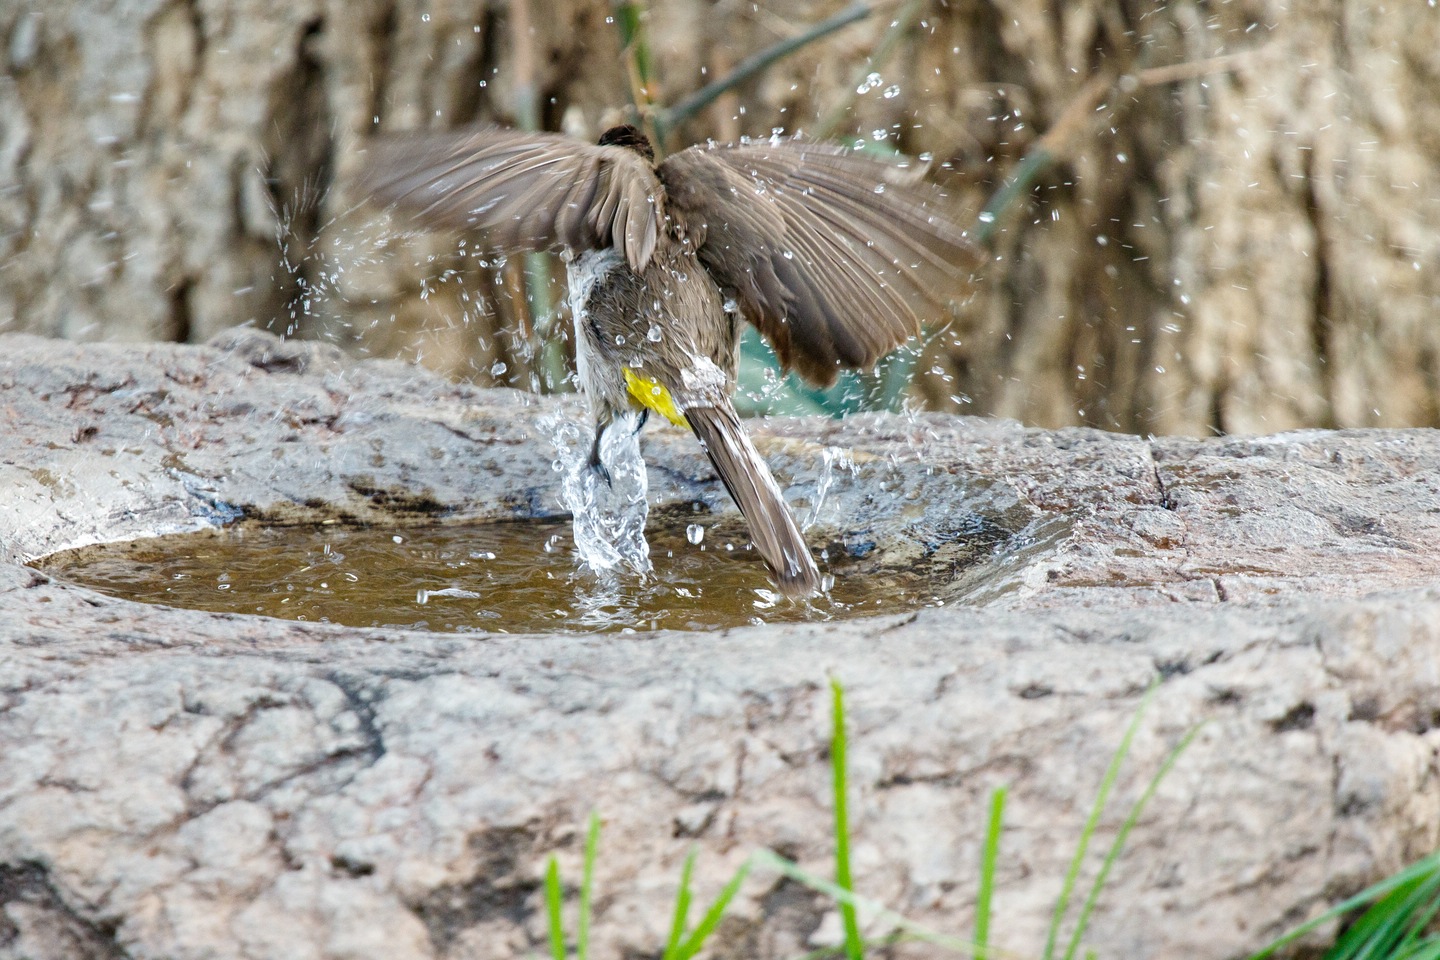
3 0 1438 436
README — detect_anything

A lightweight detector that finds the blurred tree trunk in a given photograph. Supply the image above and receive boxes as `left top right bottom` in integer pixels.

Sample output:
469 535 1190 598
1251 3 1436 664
2 0 1438 435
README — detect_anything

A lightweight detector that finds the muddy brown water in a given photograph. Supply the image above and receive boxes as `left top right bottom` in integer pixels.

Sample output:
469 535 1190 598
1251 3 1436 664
35 512 1017 633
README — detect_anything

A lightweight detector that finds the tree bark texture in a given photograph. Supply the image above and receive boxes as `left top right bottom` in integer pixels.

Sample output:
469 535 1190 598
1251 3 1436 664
2 0 1437 435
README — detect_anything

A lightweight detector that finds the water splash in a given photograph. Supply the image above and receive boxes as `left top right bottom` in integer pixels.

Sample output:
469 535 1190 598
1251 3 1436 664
546 409 652 578
805 446 855 531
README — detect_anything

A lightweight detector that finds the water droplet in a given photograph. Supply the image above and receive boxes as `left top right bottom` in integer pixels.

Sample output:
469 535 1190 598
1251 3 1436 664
883 84 901 99
490 360 508 376
978 211 996 224
646 325 663 342
686 523 705 545
856 72 883 95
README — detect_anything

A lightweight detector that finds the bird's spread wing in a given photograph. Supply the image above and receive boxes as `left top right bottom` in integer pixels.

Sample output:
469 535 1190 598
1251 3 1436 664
358 128 662 271
657 139 977 386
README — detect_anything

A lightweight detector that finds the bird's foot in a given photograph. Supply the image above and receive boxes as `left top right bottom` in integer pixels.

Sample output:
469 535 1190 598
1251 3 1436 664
589 457 613 488
588 424 612 488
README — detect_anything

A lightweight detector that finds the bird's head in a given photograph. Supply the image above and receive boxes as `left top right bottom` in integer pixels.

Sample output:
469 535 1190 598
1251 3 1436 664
596 124 655 162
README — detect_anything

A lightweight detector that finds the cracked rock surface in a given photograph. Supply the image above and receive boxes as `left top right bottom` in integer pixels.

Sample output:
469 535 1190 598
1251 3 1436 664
1 330 1438 960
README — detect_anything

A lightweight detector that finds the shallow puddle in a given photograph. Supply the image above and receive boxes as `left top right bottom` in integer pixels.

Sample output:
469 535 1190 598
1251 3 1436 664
35 512 1012 633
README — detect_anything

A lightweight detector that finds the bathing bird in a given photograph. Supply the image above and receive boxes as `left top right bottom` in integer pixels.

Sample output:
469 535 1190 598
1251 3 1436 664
360 123 976 597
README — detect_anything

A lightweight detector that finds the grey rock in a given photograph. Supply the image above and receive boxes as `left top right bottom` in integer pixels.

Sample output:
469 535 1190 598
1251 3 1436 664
1 330 1437 959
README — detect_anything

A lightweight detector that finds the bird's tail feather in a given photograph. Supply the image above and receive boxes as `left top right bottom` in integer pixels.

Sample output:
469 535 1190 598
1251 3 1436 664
685 404 823 598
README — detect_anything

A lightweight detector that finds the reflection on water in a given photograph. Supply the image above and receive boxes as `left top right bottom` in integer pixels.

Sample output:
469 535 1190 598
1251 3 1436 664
35 514 1008 634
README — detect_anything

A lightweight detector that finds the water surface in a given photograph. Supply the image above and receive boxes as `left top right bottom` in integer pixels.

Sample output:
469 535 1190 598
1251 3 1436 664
37 514 1005 633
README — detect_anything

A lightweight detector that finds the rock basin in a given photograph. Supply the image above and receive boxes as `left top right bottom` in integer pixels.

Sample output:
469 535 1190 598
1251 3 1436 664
2 329 1438 959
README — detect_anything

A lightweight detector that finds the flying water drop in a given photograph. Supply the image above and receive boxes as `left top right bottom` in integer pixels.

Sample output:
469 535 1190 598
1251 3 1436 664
805 447 855 530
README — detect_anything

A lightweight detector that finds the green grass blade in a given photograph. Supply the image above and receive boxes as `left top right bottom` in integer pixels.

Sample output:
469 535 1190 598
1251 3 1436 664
1393 873 1440 953
755 850 986 955
676 859 753 960
786 933 931 960
1336 883 1417 958
1061 724 1202 960
1334 868 1440 960
524 253 567 393
1043 682 1158 960
1248 852 1440 959
662 849 697 960
544 855 566 960
1386 869 1440 954
831 678 865 960
578 812 599 960
612 1 653 89
975 787 1007 959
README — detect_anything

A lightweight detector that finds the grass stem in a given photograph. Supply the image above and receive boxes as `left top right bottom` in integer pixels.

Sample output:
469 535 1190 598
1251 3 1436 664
831 678 865 960
1042 683 1157 959
545 855 566 960
976 787 1006 959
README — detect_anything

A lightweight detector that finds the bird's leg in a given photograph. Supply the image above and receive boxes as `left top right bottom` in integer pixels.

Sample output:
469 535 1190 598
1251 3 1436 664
588 416 613 487
588 410 647 487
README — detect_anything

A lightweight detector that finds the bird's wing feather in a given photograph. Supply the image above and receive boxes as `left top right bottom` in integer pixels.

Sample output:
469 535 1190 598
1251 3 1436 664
358 128 663 272
657 139 978 386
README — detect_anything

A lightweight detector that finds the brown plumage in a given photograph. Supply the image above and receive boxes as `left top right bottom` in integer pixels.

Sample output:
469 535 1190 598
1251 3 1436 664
359 124 977 597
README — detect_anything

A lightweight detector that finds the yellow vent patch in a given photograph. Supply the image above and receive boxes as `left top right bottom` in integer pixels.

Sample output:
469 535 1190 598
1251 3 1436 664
624 369 689 428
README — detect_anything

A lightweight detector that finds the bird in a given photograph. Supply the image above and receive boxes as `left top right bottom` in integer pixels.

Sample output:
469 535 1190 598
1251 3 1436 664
358 123 977 597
